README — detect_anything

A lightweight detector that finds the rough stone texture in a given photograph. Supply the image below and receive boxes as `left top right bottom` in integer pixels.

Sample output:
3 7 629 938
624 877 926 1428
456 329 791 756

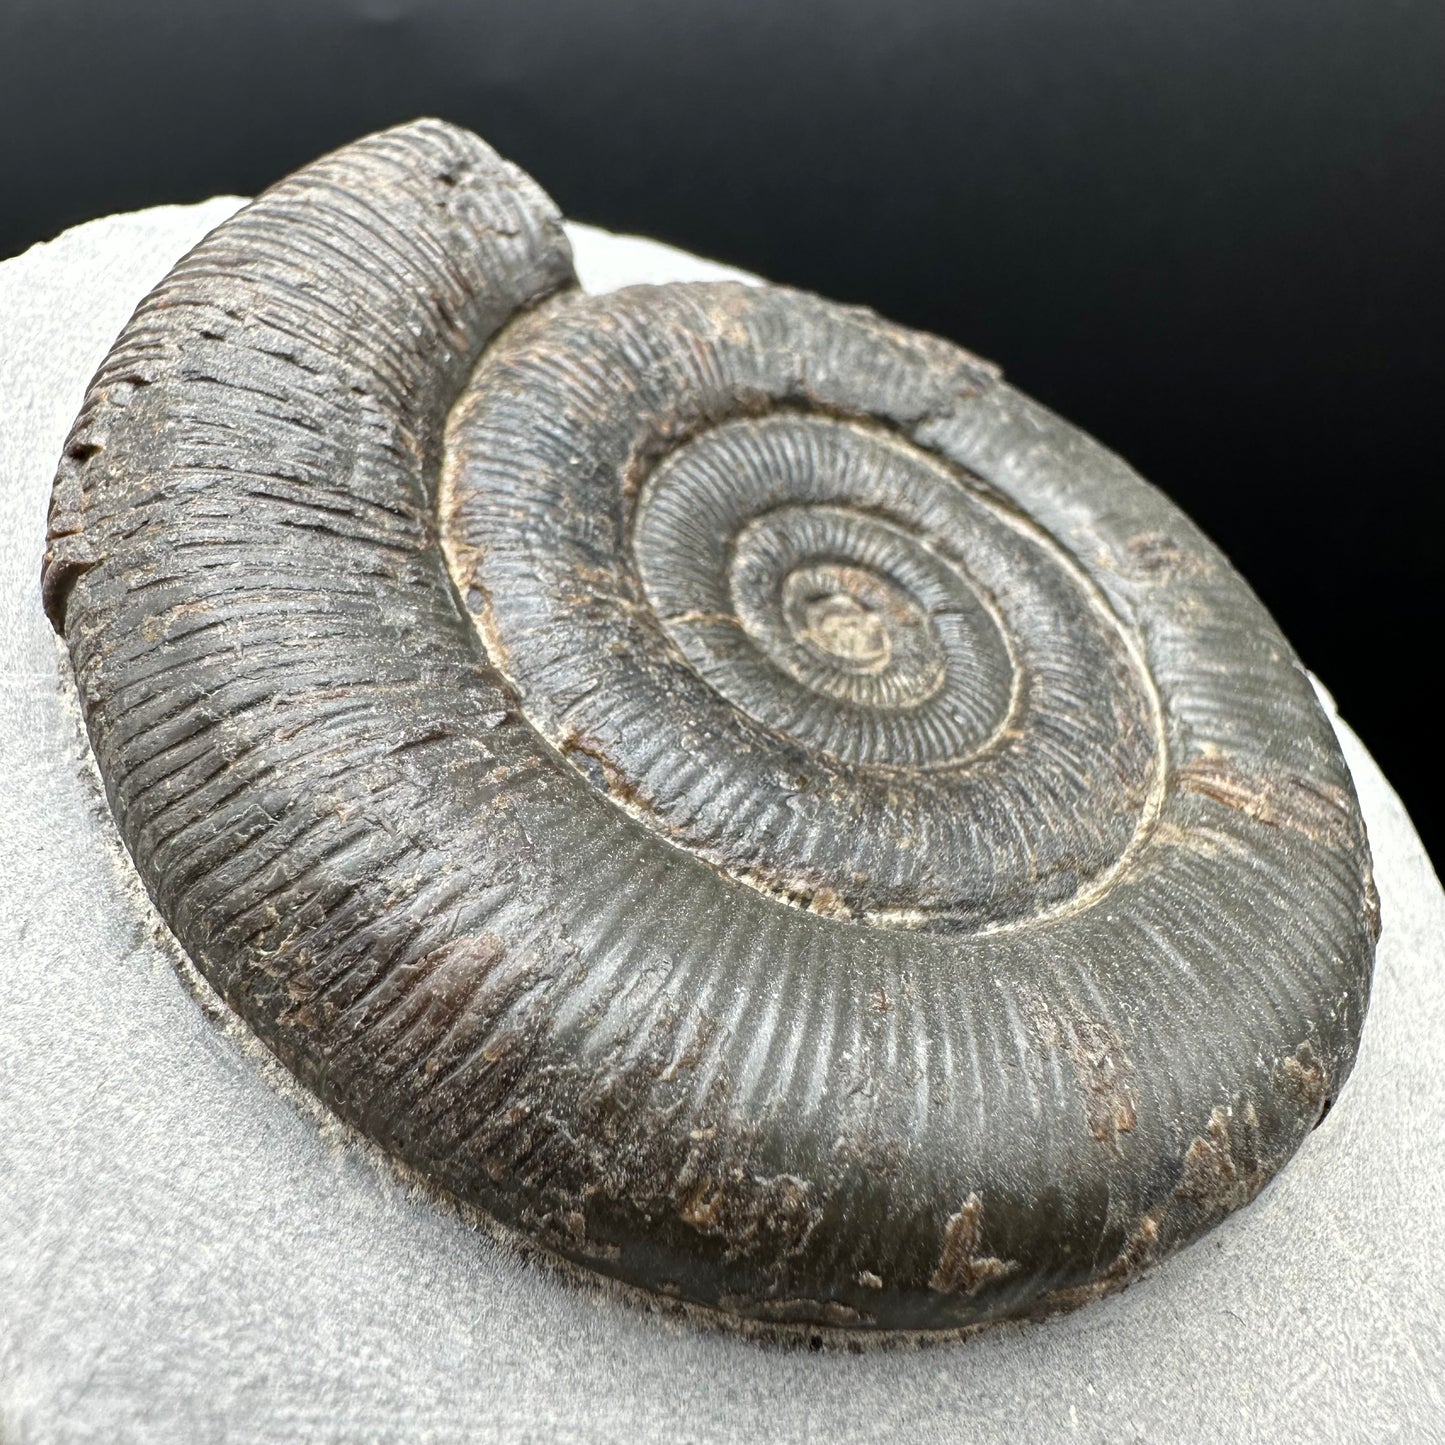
2 199 1441 1440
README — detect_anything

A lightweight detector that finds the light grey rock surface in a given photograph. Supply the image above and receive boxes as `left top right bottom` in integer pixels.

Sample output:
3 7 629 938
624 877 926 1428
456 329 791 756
1 201 1442 1445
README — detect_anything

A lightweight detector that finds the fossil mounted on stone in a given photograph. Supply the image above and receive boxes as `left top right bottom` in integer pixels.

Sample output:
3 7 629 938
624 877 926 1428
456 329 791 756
41 119 1377 1336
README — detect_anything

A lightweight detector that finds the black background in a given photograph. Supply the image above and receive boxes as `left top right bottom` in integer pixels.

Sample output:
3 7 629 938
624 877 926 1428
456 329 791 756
3 0 1442 868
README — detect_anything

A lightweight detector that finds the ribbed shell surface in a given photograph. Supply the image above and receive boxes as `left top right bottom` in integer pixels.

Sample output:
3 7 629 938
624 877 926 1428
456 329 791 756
43 120 1378 1335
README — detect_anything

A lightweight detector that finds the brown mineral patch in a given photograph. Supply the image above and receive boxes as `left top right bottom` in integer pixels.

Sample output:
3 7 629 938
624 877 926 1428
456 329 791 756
679 1176 724 1228
1031 1097 1275 1324
562 732 661 817
1362 858 1382 942
1177 755 1361 853
1175 1104 1267 1215
929 1193 1018 1297
1068 1018 1140 1143
732 864 857 923
656 1010 723 1082
1278 1043 1331 1126
1115 1210 1163 1275
805 886 854 921
1035 1207 1164 1318
672 1145 820 1264
1019 989 1139 1148
531 1205 623 1263
718 1295 873 1328
1119 530 1210 582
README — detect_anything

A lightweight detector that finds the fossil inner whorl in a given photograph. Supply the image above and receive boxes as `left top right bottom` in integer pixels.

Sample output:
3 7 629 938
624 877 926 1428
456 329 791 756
640 430 1015 758
444 295 1163 931
745 536 951 700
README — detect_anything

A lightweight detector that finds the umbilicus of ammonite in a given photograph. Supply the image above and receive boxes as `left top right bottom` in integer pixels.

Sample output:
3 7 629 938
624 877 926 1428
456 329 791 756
42 120 1377 1336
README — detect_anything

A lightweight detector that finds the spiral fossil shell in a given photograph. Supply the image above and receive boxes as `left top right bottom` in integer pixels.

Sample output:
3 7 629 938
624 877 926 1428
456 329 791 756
42 120 1378 1335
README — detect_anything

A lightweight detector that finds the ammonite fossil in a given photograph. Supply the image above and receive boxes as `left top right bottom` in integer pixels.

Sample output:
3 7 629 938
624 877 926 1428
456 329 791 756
42 120 1378 1335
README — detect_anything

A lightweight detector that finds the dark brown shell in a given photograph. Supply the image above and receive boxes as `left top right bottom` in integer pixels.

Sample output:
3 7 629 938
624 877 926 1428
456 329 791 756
42 119 1378 1335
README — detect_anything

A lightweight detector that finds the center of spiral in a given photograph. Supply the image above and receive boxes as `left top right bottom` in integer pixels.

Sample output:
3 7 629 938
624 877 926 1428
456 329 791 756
727 515 954 718
783 563 907 674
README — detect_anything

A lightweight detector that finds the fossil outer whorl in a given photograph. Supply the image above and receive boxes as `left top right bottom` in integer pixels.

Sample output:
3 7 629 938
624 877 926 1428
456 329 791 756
43 120 1378 1335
